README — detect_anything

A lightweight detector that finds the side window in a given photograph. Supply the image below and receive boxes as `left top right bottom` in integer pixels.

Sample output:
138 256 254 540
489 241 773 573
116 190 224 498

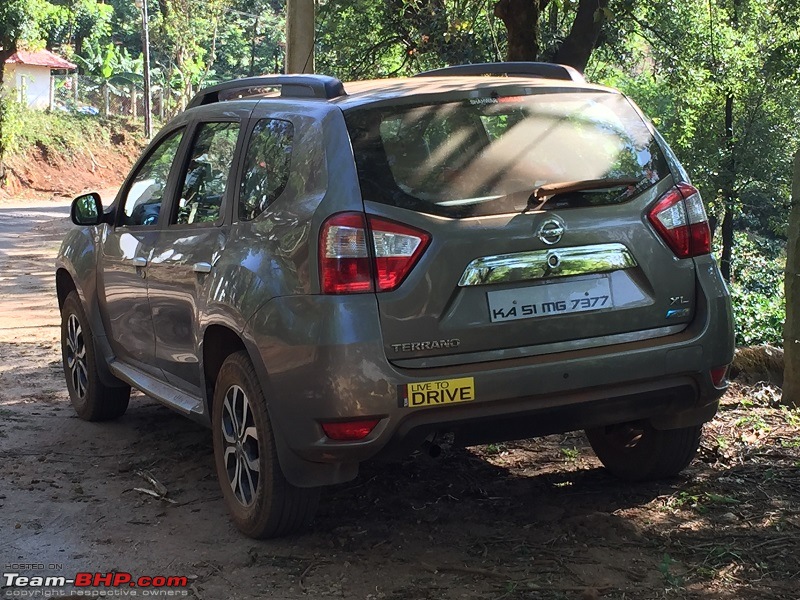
174 122 241 225
239 118 294 221
121 129 184 227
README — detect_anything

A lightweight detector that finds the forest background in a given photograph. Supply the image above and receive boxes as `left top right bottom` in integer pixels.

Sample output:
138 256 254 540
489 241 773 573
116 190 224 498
0 0 797 348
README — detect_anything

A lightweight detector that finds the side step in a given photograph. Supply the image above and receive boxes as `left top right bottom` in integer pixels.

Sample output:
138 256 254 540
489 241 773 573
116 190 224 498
108 361 205 418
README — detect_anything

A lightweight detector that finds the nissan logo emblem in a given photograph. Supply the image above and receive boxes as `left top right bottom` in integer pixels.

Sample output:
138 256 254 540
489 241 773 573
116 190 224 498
537 218 565 245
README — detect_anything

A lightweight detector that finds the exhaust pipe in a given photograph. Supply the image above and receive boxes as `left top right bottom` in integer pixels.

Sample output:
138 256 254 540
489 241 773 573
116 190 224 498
422 440 442 458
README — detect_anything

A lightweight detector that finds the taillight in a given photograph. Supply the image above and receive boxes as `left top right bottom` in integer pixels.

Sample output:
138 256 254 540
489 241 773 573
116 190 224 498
319 213 373 294
368 216 430 292
710 365 729 387
647 183 711 258
321 419 380 441
319 213 430 294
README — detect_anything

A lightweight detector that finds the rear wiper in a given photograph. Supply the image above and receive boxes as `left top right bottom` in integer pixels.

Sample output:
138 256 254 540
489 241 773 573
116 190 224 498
526 177 641 211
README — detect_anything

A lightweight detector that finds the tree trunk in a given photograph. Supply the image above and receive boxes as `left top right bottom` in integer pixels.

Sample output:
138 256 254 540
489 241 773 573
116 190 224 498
784 150 800 407
249 16 259 77
552 0 609 72
74 35 84 58
286 0 315 73
719 93 735 281
0 47 16 88
494 0 547 61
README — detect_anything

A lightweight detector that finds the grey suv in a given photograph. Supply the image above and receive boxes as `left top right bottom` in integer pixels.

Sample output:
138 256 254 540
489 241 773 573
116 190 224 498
56 63 734 538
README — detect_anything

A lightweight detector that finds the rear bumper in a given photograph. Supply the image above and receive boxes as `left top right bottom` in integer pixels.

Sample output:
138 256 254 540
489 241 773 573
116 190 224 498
244 255 734 487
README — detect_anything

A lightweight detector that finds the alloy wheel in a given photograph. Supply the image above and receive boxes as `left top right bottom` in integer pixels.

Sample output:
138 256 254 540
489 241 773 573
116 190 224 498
65 314 88 399
221 384 260 507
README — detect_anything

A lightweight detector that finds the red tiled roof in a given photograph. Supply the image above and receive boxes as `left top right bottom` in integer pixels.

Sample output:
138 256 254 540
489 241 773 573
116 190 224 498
5 49 77 70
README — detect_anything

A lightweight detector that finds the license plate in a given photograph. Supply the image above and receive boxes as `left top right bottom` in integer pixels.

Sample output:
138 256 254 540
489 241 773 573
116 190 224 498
487 277 613 323
399 377 475 408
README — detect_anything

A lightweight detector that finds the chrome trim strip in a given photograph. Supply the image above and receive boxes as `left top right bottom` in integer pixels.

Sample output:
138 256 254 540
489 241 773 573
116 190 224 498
390 324 687 369
458 243 637 287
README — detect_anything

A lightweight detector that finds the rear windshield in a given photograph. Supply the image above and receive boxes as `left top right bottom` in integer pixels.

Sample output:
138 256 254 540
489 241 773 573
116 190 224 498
345 91 669 218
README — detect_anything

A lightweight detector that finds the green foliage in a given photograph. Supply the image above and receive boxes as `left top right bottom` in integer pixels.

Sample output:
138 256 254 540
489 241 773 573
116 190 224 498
0 0 795 358
213 2 285 78
315 0 500 79
146 0 234 109
0 96 11 163
0 0 44 167
782 406 800 427
560 446 580 462
0 99 129 160
725 232 786 346
37 0 113 51
667 489 740 513
0 0 43 55
74 41 119 80
658 553 683 588
74 40 142 85
591 0 800 245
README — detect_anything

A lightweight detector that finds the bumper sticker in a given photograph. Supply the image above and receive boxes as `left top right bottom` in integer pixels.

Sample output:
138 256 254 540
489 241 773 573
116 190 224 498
398 377 475 408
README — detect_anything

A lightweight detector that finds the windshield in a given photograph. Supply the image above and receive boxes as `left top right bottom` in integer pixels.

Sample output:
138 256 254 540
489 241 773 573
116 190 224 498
346 91 669 218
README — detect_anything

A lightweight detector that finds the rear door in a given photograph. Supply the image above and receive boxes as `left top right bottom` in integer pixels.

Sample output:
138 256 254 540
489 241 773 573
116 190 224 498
345 90 697 367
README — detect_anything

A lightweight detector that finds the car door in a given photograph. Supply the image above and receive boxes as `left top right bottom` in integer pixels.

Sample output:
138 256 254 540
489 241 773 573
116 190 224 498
146 117 245 395
98 127 186 376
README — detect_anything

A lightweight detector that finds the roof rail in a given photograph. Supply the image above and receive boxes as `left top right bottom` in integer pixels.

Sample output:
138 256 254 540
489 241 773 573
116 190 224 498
187 74 346 109
414 62 585 83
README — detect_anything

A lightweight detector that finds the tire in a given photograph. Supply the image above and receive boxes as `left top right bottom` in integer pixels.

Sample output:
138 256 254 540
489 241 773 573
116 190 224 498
585 421 702 481
61 291 130 421
212 351 320 539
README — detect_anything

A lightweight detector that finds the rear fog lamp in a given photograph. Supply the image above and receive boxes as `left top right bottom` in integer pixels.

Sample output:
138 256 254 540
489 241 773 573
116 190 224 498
321 419 380 441
710 366 729 387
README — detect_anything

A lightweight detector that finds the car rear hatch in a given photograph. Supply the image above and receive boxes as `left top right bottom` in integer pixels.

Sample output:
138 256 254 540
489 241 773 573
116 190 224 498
340 87 708 368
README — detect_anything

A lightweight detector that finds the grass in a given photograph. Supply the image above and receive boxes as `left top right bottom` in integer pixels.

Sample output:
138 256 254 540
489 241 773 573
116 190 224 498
780 406 800 427
658 553 684 589
666 489 740 513
484 443 508 455
1 98 144 163
560 446 580 462
735 413 771 434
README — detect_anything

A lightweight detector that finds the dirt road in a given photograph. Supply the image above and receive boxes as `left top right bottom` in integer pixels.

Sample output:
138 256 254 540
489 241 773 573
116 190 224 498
1 199 798 600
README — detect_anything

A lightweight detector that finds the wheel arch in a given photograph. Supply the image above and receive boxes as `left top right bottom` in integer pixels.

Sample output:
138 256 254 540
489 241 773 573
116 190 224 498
56 267 78 311
202 321 357 488
202 323 249 413
56 267 127 389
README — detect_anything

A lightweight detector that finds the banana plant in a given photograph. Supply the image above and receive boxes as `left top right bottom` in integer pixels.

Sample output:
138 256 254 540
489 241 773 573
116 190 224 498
74 40 144 115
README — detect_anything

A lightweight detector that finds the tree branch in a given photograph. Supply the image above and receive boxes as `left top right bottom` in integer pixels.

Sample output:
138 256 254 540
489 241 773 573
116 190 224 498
552 0 609 72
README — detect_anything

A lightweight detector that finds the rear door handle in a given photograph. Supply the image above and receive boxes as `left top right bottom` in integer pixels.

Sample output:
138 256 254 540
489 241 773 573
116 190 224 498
132 257 148 267
193 262 212 274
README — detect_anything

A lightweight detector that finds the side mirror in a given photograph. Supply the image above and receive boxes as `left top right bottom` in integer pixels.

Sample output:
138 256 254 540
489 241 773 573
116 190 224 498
71 192 103 226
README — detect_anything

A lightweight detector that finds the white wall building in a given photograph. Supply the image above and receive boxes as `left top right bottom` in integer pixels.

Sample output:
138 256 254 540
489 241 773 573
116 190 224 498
2 49 76 110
